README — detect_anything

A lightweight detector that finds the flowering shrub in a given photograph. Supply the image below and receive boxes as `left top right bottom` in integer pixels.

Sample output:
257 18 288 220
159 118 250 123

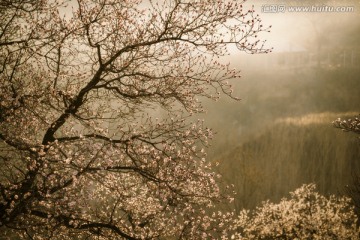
232 184 359 239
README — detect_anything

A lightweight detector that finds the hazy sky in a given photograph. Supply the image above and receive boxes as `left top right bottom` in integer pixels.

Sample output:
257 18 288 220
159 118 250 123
230 0 358 53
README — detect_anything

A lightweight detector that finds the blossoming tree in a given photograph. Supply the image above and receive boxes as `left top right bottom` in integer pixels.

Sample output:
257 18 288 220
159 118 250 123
232 184 359 239
0 0 270 238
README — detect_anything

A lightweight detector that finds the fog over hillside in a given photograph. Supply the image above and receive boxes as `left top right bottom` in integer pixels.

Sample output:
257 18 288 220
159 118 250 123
196 0 360 211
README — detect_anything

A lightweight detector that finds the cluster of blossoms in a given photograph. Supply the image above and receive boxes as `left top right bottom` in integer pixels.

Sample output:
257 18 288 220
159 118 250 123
333 115 360 136
231 184 359 239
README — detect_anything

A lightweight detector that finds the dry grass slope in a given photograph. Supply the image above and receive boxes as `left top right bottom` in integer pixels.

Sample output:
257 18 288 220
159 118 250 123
215 112 360 211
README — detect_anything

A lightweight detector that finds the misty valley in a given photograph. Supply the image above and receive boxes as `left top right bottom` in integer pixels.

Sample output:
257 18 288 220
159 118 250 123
1 0 359 239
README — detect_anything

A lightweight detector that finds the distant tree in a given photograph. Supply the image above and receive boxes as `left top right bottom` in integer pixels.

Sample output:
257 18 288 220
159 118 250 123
231 184 359 239
0 0 270 239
